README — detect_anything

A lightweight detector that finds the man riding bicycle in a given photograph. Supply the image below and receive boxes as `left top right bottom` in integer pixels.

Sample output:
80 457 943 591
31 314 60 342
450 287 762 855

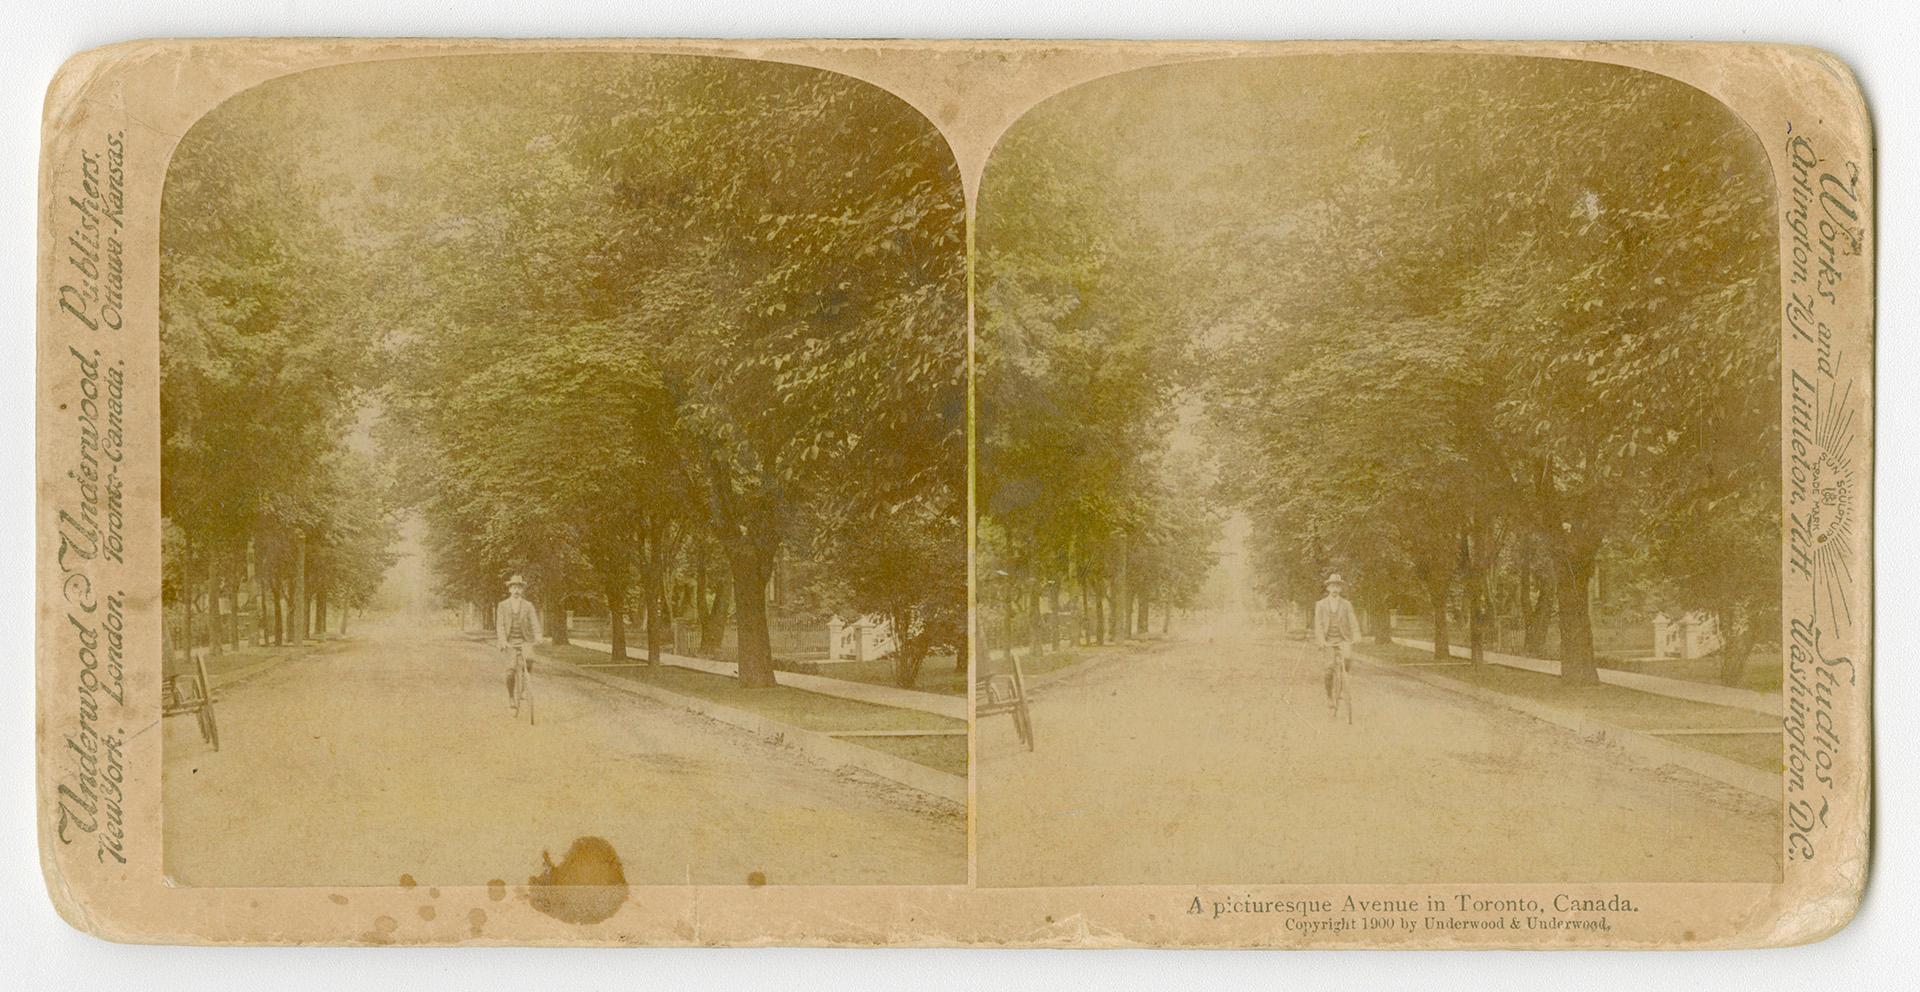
1312 573 1361 700
496 574 544 711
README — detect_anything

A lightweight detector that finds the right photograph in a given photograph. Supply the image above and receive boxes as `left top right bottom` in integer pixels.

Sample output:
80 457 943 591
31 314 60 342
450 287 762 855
973 54 1784 886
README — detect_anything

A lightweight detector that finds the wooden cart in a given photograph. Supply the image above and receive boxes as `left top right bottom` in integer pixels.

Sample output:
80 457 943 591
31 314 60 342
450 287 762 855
976 652 1035 751
162 627 220 751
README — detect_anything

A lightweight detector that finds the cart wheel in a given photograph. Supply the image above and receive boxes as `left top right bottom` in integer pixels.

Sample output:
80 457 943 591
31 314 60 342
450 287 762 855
199 704 221 751
191 658 220 750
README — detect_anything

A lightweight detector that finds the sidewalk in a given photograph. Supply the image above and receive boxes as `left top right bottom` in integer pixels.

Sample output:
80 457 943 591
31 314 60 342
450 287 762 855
184 640 339 690
567 638 965 720
1392 636 1780 717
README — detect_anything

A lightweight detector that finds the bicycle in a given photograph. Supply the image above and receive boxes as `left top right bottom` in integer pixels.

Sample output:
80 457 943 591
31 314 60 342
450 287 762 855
505 642 536 726
1326 642 1355 725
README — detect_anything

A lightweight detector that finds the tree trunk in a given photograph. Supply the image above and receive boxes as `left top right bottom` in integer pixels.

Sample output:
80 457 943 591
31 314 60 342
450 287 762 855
1094 581 1107 645
728 547 777 688
1716 605 1756 687
1468 598 1485 662
1111 533 1131 639
1554 549 1600 684
1518 556 1533 655
210 567 228 652
1524 572 1555 656
314 585 329 642
256 573 269 647
606 586 628 664
340 607 350 636
892 609 929 689
694 552 710 645
1467 577 1486 663
646 567 667 666
183 579 194 665
291 532 309 644
547 590 570 646
207 573 225 657
638 582 655 665
272 580 285 646
229 568 242 650
700 574 731 656
1428 577 1452 661
1029 587 1044 656
1136 592 1149 637
1002 586 1015 664
1049 585 1063 651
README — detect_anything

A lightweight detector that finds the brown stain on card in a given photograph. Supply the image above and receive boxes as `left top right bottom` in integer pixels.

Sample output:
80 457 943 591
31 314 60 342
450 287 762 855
361 914 399 945
526 836 628 925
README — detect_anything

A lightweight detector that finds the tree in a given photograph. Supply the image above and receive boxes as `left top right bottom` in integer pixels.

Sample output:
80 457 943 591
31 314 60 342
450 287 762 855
976 117 1197 649
1188 56 1776 682
161 79 390 651
555 58 967 686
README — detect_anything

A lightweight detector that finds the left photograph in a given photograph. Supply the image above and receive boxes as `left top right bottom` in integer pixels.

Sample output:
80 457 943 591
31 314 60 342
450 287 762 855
157 54 968 887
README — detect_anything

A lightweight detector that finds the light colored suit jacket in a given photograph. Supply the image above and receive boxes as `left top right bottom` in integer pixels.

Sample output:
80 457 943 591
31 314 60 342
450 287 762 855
496 597 544 647
1313 594 1361 646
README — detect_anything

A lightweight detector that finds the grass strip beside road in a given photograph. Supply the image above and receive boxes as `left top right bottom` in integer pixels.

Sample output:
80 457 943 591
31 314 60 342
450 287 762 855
1359 641 1781 773
847 735 967 777
1603 653 1785 693
192 639 350 681
1661 732 1783 772
1014 648 1097 681
541 643 968 777
783 655 967 697
989 636 1179 684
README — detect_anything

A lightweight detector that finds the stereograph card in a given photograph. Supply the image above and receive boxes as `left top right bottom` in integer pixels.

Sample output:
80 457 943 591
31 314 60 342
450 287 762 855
35 39 1871 947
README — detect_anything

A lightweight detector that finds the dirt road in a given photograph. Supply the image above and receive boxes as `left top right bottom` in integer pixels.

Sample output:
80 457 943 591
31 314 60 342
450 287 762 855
976 614 1780 886
162 618 963 887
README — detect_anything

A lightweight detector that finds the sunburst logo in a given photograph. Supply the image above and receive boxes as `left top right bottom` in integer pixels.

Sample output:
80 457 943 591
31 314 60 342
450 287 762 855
1805 379 1859 631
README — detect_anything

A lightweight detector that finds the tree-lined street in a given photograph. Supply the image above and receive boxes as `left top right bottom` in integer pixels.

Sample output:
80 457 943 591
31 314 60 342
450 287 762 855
157 56 971 887
162 55 967 694
973 56 1787 887
977 56 1783 688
